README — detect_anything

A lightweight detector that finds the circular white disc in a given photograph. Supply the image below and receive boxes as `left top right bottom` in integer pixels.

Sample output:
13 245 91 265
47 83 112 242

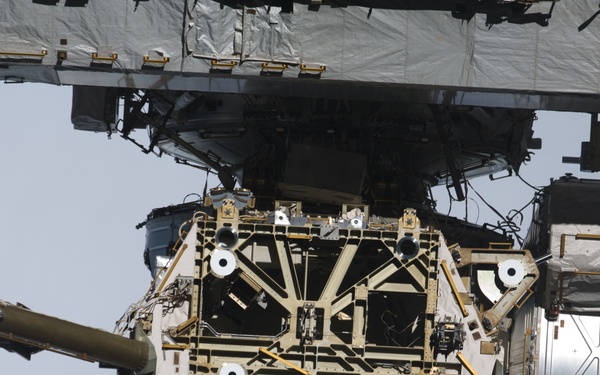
210 249 236 278
498 259 527 288
219 363 246 375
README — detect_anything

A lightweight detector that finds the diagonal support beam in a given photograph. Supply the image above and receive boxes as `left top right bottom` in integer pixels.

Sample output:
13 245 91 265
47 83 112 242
275 238 302 301
236 252 290 304
320 243 359 302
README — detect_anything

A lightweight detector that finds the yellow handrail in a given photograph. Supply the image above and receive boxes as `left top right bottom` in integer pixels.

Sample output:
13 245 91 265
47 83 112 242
0 50 47 58
144 55 169 64
441 260 469 317
300 64 325 72
259 347 311 375
456 352 478 375
262 62 288 70
211 59 237 68
92 52 117 61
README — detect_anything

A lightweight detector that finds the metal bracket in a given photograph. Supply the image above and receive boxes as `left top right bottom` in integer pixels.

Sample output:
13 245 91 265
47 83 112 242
319 224 339 240
457 248 539 331
298 302 322 345
400 208 419 229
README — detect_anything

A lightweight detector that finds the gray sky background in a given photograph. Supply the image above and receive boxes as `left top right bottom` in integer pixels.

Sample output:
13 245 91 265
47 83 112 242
0 83 591 375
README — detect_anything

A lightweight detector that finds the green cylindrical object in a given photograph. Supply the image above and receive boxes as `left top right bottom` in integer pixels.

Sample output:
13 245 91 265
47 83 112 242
0 302 151 372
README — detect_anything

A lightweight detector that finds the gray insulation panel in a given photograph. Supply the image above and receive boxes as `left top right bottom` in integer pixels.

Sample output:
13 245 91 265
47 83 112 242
2 1 600 110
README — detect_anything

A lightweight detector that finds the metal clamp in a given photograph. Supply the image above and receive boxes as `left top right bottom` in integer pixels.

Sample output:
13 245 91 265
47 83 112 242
92 52 117 61
143 55 169 64
0 50 47 58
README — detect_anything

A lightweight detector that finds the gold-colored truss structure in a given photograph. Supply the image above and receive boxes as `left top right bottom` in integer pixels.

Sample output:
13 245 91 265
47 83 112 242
176 196 441 375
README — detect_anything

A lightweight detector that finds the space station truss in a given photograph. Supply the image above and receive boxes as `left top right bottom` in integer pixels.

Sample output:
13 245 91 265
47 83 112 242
131 189 540 375
190 212 439 374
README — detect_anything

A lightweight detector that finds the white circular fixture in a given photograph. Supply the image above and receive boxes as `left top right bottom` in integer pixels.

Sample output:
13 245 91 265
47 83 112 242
498 259 527 288
210 249 237 278
219 363 246 375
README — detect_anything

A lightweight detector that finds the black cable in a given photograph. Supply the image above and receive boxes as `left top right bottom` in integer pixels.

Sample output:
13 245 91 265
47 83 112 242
466 180 526 246
466 180 506 222
517 173 543 192
467 197 481 224
507 196 536 225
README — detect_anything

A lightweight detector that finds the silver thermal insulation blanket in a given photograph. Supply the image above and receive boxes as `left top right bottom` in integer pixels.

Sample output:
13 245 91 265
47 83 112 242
545 223 600 314
2 1 600 110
